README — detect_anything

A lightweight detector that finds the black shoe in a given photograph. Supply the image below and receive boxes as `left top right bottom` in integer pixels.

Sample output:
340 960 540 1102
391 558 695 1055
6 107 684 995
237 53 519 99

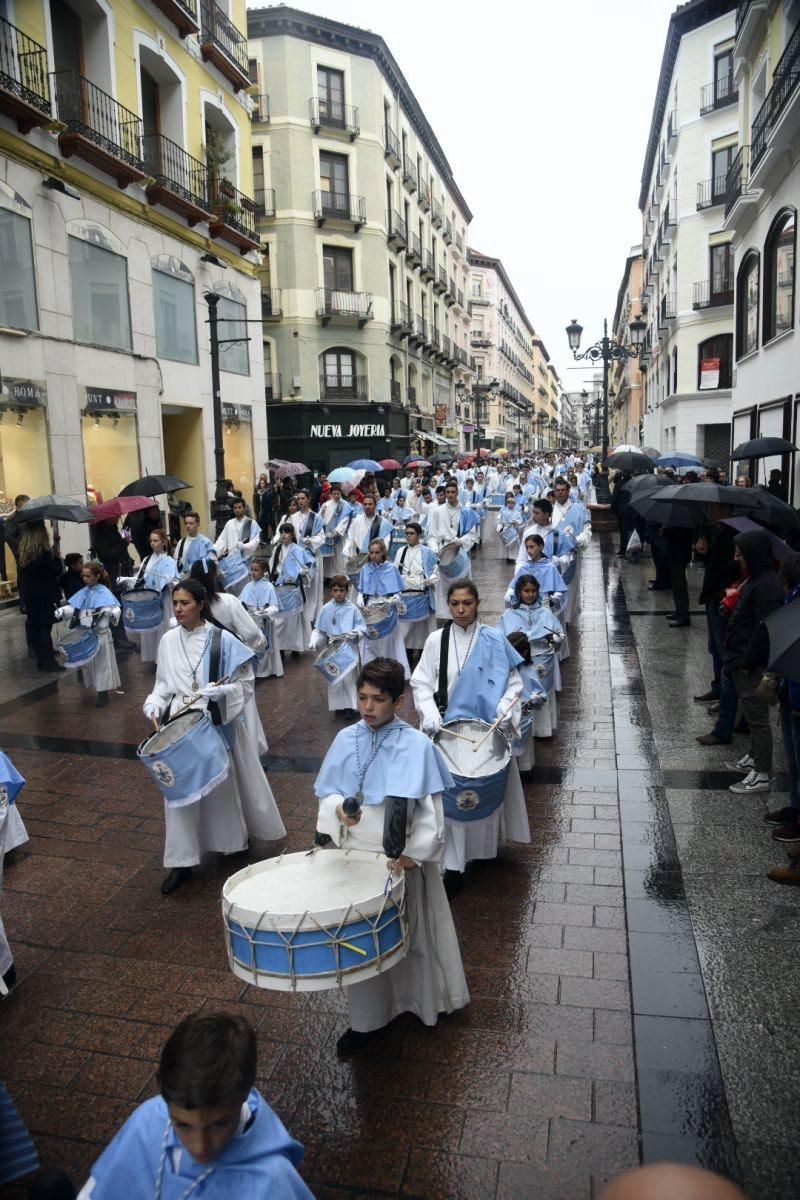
765 805 797 825
161 867 191 895
46 660 66 672
443 869 464 900
667 617 691 627
291 650 301 659
94 691 109 707
694 691 717 703
1 962 16 993
341 708 358 719
336 1026 385 1055
733 720 749 736
772 821 800 843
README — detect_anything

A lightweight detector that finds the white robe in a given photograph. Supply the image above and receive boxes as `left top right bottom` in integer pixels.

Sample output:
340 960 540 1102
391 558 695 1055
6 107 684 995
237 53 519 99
394 544 438 651
284 510 324 622
426 504 477 619
59 605 121 693
309 627 362 712
214 517 262 598
269 545 307 653
342 513 391 562
316 791 470 1031
209 593 269 757
3 803 28 855
0 795 14 979
357 592 410 679
145 625 285 867
318 499 352 579
410 623 529 871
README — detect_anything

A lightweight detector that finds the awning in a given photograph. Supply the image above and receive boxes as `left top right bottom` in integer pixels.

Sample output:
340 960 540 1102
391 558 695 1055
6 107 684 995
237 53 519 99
423 430 457 447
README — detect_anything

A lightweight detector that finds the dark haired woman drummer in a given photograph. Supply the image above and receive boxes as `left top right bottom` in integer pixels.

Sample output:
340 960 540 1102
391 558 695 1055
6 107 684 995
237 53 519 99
143 579 285 895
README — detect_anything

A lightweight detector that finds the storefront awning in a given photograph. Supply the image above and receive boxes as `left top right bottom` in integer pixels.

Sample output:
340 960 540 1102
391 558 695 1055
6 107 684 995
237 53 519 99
411 429 457 447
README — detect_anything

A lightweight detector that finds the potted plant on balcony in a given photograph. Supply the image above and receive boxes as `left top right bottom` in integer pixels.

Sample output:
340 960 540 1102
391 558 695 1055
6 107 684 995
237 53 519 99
205 128 235 205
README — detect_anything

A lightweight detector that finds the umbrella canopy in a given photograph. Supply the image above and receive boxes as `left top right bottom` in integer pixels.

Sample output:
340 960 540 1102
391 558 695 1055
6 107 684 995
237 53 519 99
720 517 793 561
745 486 800 529
119 474 189 497
612 444 641 454
628 488 703 528
327 467 358 485
620 474 673 497
17 494 93 524
647 482 759 508
379 458 403 471
90 495 156 523
656 453 702 469
731 436 797 460
347 458 384 472
765 601 800 683
605 450 655 474
269 460 309 479
641 446 661 458
405 458 431 468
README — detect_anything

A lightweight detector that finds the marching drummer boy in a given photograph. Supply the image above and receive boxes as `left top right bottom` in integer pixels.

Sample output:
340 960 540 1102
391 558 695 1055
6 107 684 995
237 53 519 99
309 574 367 720
75 1012 314 1198
314 657 470 1055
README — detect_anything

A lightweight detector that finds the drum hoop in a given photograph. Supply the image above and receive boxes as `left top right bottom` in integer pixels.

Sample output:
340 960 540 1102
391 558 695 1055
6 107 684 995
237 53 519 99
139 708 206 754
59 627 97 645
121 588 160 602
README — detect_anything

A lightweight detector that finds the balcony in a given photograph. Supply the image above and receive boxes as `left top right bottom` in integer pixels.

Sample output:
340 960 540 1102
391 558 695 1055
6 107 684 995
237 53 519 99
661 195 677 240
199 0 249 91
455 288 465 311
455 231 463 255
150 0 199 36
750 21 800 181
696 177 726 210
387 209 407 250
428 327 441 357
143 133 212 226
402 154 417 193
692 279 733 309
736 1 770 58
418 178 431 211
319 373 368 401
434 265 448 295
471 332 492 348
444 275 456 306
431 199 443 228
51 71 145 188
700 75 737 115
208 178 259 252
383 125 401 169
312 190 366 230
440 333 452 363
724 144 753 219
261 289 282 321
390 301 413 338
254 188 275 218
666 107 678 148
0 16 51 132
250 94 270 123
410 314 427 348
264 372 282 400
406 232 422 269
420 251 435 283
309 96 359 140
315 288 373 327
443 218 453 245
659 293 676 327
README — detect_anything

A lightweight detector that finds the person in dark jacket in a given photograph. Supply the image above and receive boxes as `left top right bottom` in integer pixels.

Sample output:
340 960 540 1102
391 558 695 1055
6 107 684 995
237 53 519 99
664 524 695 627
609 472 631 555
692 507 738 699
253 474 275 542
59 553 85 600
766 555 800 871
123 505 161 560
17 521 64 672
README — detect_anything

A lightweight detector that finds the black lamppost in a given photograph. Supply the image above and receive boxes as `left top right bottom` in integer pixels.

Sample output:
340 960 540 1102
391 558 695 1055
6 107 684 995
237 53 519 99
456 377 499 453
565 316 646 468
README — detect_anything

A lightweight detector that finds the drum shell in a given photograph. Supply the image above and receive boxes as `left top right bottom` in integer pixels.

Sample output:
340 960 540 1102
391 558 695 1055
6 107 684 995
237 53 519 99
499 522 519 547
345 552 368 587
363 601 398 639
319 537 336 558
489 493 507 508
138 710 230 808
314 638 359 684
435 719 511 823
438 544 469 579
399 590 433 622
275 584 303 613
218 551 249 589
222 849 408 992
531 647 556 693
57 627 100 668
121 589 163 632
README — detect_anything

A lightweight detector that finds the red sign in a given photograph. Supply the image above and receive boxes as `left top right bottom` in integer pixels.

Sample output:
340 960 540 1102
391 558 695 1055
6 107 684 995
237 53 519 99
699 358 720 390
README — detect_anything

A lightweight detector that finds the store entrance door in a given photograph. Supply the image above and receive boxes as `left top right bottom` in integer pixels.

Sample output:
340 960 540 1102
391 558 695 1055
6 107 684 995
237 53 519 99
162 407 206 534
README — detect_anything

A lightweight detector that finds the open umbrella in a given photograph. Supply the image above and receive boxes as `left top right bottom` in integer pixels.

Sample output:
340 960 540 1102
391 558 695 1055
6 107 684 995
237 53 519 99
605 450 655 474
745 486 800 529
731 436 797 460
270 460 309 479
641 446 661 459
327 467 358 485
628 487 703 528
119 474 189 497
621 474 673 497
765 602 800 683
405 458 431 468
379 458 403 471
347 458 384 472
17 494 93 524
90 495 156 522
613 443 641 454
641 482 759 508
656 453 702 469
720 517 793 561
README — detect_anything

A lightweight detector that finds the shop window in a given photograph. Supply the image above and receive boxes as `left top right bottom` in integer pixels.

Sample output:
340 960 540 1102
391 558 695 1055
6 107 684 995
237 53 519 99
697 334 732 390
153 263 198 364
0 394 51 585
763 208 796 343
0 209 38 331
217 296 249 375
68 236 132 351
736 251 759 358
82 403 140 505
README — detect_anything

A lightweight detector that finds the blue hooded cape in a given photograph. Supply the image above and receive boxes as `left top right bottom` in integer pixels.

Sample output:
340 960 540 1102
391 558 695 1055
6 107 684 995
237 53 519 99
316 598 367 638
314 717 453 805
358 561 405 598
507 560 568 600
499 602 562 642
239 579 279 609
67 583 119 610
443 625 523 725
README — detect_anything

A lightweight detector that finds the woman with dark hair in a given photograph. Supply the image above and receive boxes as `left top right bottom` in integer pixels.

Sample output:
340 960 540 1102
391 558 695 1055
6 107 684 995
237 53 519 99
118 528 178 663
253 473 275 542
17 521 64 672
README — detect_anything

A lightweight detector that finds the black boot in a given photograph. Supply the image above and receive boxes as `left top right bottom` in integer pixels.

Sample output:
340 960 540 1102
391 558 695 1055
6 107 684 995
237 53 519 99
1 962 16 993
161 867 191 895
443 869 464 900
94 691 109 707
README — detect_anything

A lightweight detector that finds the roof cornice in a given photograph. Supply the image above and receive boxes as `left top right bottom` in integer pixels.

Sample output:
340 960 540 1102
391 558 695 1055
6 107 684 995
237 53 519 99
468 247 536 337
247 5 473 222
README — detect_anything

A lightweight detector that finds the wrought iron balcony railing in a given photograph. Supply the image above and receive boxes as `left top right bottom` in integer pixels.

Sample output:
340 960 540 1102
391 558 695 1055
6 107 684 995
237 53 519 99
751 20 800 170
310 96 359 139
261 290 282 319
208 177 259 251
315 288 373 326
150 0 199 37
443 218 453 244
692 279 733 309
431 198 443 227
387 209 407 249
0 15 51 130
659 293 676 323
434 265 448 294
402 154 417 192
697 177 727 209
725 145 749 216
254 188 275 218
143 133 211 223
384 125 401 167
700 75 737 114
52 70 145 187
420 250 435 282
418 178 431 211
406 232 422 268
319 373 368 401
313 190 366 228
390 300 413 336
199 0 249 90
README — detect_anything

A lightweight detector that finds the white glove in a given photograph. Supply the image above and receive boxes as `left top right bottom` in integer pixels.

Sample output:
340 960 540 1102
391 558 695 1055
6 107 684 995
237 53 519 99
422 713 443 736
575 530 590 549
236 541 245 551
143 701 160 720
54 606 69 621
79 613 93 627
265 605 279 619
345 630 362 642
199 683 236 701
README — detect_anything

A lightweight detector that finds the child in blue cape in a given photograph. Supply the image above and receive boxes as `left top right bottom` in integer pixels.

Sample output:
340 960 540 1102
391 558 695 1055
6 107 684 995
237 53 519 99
356 539 409 678
55 560 121 707
505 630 547 773
309 573 367 717
240 558 283 679
76 1012 313 1199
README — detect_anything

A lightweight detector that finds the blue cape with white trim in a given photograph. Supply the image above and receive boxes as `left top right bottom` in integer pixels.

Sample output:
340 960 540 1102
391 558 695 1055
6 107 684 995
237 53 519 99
314 717 453 805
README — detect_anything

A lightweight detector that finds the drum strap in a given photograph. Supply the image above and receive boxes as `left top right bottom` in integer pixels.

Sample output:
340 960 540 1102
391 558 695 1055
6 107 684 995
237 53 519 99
399 546 409 569
207 626 223 727
369 516 380 543
133 555 150 589
433 620 453 716
240 518 253 543
176 538 186 571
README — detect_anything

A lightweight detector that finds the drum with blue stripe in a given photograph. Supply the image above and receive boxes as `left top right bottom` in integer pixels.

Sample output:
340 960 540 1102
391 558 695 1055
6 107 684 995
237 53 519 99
363 600 398 639
435 719 511 823
276 583 304 613
320 536 337 559
499 522 519 547
138 710 230 808
218 550 249 590
121 588 163 632
399 590 433 622
314 637 359 684
57 626 100 669
489 492 506 508
438 543 469 579
389 526 407 556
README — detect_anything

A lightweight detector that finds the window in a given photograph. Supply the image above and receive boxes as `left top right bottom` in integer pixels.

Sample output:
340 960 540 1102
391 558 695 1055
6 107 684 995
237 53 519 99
710 244 734 302
252 146 264 196
317 66 344 125
323 246 353 292
764 208 796 342
323 349 356 396
714 47 733 103
698 334 732 389
319 151 349 217
736 252 760 357
68 236 131 350
153 267 197 364
248 58 259 86
470 277 482 299
672 346 678 393
217 296 249 375
0 210 38 331
712 145 735 202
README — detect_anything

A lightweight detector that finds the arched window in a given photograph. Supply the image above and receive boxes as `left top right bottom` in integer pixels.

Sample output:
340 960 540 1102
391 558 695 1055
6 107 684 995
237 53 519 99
698 334 732 390
736 251 759 358
763 208 795 342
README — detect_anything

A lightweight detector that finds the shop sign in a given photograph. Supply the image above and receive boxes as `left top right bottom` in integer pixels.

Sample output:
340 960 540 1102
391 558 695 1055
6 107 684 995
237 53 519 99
1 377 46 407
84 387 137 413
222 403 252 422
309 422 386 438
699 358 720 390
462 423 476 433
434 403 448 424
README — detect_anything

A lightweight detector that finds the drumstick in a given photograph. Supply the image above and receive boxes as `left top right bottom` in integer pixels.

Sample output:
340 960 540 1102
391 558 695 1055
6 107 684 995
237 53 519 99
438 727 476 745
169 676 231 722
472 710 508 753
150 716 160 734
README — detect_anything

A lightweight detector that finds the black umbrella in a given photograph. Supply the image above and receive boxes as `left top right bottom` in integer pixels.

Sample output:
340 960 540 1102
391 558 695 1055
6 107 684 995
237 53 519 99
655 482 760 508
765 602 800 683
605 450 655 474
16 494 93 524
731 436 797 460
628 488 702 528
621 474 673 496
746 486 800 529
119 474 190 497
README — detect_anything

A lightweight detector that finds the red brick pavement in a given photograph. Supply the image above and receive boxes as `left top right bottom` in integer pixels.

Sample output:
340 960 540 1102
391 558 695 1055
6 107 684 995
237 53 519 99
0 537 639 1198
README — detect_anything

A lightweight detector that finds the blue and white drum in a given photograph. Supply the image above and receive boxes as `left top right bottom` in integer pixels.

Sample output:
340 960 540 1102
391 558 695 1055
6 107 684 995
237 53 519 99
121 588 163 632
345 552 368 588
218 550 249 590
400 590 433 622
57 626 100 669
435 718 511 823
489 492 506 508
138 710 230 809
438 543 469 579
222 848 408 992
499 523 519 547
275 583 303 613
319 536 337 559
363 600 398 639
389 526 407 556
530 640 556 693
314 637 359 685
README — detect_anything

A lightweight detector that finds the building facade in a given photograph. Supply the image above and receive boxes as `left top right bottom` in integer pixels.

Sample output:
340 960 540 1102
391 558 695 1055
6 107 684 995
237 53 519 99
246 6 474 471
609 245 646 447
724 0 800 503
639 0 738 465
0 0 265 571
467 248 535 453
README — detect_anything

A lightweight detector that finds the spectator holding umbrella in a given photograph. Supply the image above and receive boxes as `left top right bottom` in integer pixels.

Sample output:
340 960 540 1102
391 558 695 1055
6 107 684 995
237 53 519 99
17 520 64 672
765 553 800 871
253 473 275 542
124 503 161 561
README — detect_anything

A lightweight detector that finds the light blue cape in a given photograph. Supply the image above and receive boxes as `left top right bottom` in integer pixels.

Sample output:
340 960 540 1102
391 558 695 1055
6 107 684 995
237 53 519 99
314 717 453 805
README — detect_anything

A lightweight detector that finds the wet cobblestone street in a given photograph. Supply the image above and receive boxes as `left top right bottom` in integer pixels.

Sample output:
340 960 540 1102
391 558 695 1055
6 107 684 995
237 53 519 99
1 529 798 1198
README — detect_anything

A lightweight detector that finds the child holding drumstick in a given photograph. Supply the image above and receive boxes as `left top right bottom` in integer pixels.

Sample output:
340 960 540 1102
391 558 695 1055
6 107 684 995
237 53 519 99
309 574 366 719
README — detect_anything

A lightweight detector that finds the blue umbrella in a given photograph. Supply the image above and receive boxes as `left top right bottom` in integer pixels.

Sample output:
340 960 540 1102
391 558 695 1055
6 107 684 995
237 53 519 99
0 751 25 806
347 458 384 472
657 453 702 469
327 467 358 484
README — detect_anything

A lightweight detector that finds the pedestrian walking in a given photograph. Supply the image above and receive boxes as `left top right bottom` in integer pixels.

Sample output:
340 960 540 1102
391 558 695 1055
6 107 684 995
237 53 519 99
17 521 64 673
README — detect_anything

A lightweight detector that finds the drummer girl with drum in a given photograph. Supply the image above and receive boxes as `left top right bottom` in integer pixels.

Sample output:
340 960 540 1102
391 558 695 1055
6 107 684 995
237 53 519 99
239 558 283 679
143 578 285 895
309 574 367 718
410 579 530 896
267 524 311 656
497 493 524 561
314 657 470 1054
356 539 409 678
498 575 563 740
119 528 178 664
394 521 438 669
55 560 121 707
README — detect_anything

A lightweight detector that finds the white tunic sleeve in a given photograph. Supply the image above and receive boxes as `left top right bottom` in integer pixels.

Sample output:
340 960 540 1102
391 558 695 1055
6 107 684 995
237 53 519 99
402 790 445 866
410 629 443 728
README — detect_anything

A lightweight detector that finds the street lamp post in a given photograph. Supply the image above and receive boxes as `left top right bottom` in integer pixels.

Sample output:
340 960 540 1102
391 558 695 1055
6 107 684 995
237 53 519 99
456 377 499 456
565 316 646 467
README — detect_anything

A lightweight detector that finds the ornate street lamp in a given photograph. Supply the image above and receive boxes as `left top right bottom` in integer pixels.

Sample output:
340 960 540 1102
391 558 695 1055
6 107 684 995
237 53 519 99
565 316 645 470
456 377 499 452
